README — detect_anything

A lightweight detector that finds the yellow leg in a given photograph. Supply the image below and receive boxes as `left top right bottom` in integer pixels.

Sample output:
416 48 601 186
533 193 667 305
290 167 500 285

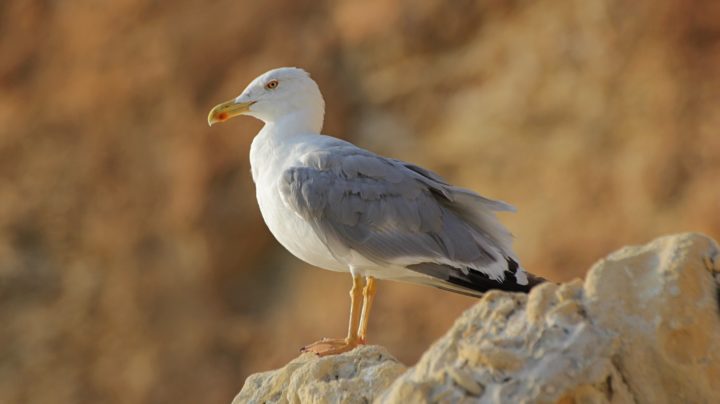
345 275 364 343
358 276 376 343
301 275 363 356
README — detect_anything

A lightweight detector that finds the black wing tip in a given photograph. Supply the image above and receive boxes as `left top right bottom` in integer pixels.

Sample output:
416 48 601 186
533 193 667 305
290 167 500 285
507 257 519 274
408 259 547 296
507 257 548 290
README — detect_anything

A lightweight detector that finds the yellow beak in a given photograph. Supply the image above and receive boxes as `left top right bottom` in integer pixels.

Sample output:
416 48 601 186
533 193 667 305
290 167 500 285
207 100 255 126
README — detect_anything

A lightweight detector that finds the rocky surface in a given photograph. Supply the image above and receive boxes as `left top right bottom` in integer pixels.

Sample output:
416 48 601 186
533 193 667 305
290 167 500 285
233 346 405 404
237 233 720 403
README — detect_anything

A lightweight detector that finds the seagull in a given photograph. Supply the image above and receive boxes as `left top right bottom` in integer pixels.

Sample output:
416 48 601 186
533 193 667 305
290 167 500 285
208 67 544 356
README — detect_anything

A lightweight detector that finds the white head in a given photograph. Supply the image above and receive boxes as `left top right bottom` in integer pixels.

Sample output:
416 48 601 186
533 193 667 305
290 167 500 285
208 67 325 133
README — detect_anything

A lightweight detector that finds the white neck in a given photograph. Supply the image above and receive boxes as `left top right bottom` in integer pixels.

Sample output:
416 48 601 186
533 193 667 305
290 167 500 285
250 109 324 184
263 109 324 136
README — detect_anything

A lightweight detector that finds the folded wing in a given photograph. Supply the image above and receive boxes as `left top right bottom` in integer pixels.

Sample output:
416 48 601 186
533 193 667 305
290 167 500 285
279 141 537 294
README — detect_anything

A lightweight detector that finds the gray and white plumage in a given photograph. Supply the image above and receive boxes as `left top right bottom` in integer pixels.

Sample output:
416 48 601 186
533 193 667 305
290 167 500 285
209 67 543 297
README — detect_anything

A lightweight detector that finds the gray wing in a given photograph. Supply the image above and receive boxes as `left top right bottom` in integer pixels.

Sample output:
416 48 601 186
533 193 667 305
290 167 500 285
279 142 528 290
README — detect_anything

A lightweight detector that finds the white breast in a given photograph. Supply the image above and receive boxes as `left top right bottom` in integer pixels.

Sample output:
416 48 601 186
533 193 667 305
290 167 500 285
250 129 347 273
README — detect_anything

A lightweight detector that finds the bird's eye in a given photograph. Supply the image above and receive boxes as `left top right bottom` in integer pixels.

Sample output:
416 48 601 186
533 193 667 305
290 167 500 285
265 80 279 90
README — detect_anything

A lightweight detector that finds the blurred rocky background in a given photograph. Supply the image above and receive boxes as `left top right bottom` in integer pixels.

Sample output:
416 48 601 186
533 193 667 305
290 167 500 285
0 0 718 403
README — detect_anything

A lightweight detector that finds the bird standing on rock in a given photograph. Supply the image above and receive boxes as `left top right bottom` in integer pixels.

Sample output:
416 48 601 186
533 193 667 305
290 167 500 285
208 67 544 356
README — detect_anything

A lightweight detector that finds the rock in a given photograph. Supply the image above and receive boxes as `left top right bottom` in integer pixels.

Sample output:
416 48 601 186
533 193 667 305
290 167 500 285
236 233 720 403
583 233 720 404
379 283 629 404
232 345 406 404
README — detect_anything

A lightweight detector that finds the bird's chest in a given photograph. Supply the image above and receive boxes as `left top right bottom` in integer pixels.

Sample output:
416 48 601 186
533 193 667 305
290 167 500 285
250 138 344 272
255 180 344 272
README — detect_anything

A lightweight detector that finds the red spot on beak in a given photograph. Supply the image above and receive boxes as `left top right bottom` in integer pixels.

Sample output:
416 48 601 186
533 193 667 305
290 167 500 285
217 112 229 121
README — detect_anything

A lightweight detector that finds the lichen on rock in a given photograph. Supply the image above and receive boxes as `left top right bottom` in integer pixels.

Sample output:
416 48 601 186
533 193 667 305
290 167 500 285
235 233 720 403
